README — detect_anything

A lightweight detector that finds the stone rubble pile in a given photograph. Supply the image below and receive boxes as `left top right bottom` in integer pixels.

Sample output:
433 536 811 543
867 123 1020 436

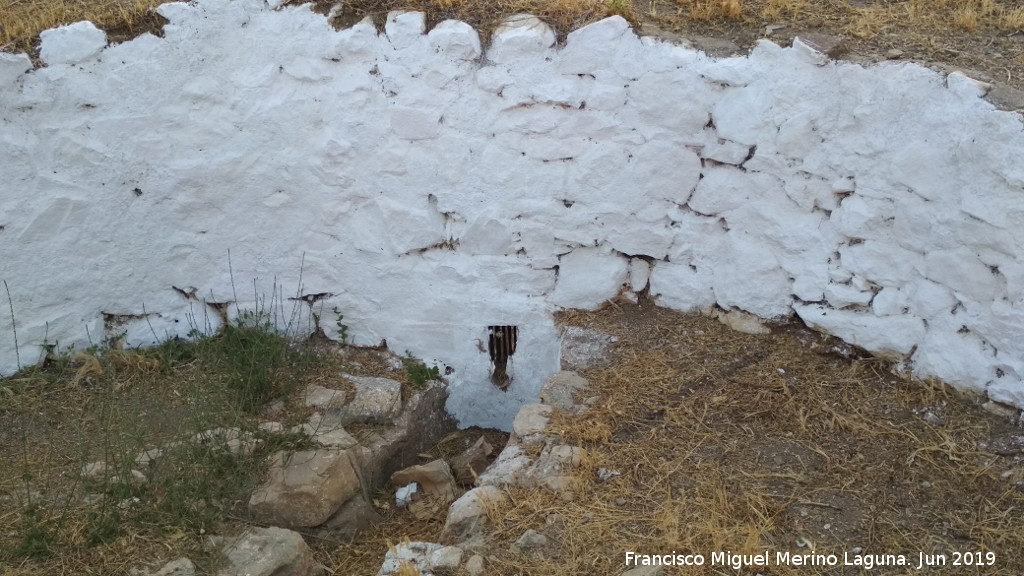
118 369 454 576
378 369 596 575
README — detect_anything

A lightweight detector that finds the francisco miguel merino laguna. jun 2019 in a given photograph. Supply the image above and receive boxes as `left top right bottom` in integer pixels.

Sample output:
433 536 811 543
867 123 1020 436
625 550 998 571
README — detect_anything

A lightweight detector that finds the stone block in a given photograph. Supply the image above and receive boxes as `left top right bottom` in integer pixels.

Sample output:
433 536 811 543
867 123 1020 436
487 15 555 64
248 449 362 529
39 21 106 65
218 527 325 576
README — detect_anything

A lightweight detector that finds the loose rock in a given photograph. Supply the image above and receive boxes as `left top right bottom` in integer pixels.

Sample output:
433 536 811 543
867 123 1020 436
441 485 504 542
376 541 442 576
560 326 617 370
450 436 494 485
303 384 348 412
539 371 592 414
512 528 550 555
129 557 196 576
465 554 485 576
248 449 362 529
218 527 325 576
512 403 552 438
313 494 382 540
390 459 458 502
338 375 402 424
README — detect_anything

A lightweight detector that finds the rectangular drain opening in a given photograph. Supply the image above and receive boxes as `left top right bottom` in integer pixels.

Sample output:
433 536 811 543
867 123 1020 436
488 325 518 391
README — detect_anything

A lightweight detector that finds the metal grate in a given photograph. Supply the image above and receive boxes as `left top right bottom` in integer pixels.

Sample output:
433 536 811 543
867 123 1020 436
488 325 518 391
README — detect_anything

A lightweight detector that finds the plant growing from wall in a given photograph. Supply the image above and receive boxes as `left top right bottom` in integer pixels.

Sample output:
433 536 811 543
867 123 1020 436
332 306 349 347
403 350 440 387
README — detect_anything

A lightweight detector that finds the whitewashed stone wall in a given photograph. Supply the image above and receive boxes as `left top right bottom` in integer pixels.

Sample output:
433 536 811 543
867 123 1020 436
2 0 1024 428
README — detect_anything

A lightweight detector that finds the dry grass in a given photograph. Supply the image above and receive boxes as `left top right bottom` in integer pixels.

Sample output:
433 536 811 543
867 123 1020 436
2 0 1023 52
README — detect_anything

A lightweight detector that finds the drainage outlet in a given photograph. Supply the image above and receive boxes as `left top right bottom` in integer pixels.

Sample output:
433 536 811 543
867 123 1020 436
488 325 518 391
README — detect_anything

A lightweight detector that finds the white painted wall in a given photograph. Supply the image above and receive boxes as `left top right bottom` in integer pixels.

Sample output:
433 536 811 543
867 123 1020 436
3 0 1024 428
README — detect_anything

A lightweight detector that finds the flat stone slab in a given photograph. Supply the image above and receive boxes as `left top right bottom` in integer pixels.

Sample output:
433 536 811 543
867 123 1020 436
539 371 591 414
512 403 552 437
218 526 326 576
560 326 617 370
338 374 402 424
303 384 348 411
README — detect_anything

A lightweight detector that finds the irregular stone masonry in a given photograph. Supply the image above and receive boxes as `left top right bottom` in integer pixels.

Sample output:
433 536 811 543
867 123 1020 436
2 0 1024 430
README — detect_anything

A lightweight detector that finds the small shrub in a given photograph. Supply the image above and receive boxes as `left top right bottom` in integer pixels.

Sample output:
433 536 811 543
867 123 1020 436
404 351 440 386
85 507 121 546
14 508 57 559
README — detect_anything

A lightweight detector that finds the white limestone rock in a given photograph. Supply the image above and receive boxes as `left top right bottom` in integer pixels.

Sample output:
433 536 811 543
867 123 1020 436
918 248 1006 303
711 86 773 146
528 443 581 492
702 138 751 165
303 384 348 411
390 106 442 140
338 375 402 425
441 486 505 541
628 71 714 136
428 20 481 61
790 36 828 66
871 287 908 317
513 403 552 437
549 247 628 309
823 282 875 308
192 428 259 456
248 449 362 529
511 528 550 555
710 233 794 319
648 261 716 312
385 11 426 51
430 546 464 571
39 21 107 65
715 309 771 335
466 555 485 576
299 413 359 449
794 304 925 360
218 527 326 576
0 53 32 86
82 461 147 488
557 16 641 77
988 379 1024 407
129 558 195 576
840 241 921 288
539 371 592 413
689 167 776 215
904 278 958 318
560 328 617 371
377 541 442 576
487 15 555 64
628 258 652 293
912 323 995 394
476 443 532 487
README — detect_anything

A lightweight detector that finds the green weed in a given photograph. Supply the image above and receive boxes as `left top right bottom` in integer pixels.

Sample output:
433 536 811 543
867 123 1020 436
403 351 440 386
